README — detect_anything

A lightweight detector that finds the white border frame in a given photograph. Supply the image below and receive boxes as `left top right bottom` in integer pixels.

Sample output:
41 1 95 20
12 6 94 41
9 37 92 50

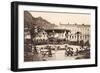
18 5 96 69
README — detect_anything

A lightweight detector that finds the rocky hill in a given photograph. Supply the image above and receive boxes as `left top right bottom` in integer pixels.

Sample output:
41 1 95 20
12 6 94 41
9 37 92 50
24 11 57 30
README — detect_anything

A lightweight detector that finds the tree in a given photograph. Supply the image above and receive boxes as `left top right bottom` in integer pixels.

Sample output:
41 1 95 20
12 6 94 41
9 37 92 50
65 30 70 43
75 31 81 43
80 40 84 48
24 11 44 61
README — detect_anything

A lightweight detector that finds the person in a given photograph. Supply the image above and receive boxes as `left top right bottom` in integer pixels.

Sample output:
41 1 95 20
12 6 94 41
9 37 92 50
65 45 68 56
75 48 79 56
70 48 73 56
67 47 73 56
32 46 38 55
47 46 52 57
65 46 73 56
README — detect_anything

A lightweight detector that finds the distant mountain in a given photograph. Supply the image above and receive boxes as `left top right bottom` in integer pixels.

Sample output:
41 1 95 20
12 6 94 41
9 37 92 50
24 11 57 30
24 11 36 30
35 16 57 29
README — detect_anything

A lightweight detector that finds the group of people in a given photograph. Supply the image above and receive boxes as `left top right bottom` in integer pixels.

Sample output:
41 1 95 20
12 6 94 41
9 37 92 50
64 45 90 56
65 46 79 56
32 44 90 60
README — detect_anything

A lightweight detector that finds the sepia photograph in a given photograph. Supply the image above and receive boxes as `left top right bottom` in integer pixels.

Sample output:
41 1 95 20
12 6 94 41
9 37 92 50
24 11 91 62
11 2 97 71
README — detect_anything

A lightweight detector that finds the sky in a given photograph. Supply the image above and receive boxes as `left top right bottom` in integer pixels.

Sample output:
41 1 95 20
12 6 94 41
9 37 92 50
29 11 91 25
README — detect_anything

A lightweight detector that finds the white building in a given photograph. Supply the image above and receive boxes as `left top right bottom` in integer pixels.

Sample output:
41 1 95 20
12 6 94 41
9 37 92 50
59 23 90 43
25 23 90 44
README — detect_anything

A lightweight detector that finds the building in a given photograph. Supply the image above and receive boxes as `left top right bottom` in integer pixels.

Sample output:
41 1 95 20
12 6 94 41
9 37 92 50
25 23 90 45
59 23 90 43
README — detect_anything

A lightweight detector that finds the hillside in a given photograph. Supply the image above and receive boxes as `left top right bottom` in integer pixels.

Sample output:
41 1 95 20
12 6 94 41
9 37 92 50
24 11 57 30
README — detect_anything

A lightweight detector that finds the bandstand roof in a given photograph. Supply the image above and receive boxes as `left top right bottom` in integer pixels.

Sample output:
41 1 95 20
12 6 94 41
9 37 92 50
44 26 70 33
